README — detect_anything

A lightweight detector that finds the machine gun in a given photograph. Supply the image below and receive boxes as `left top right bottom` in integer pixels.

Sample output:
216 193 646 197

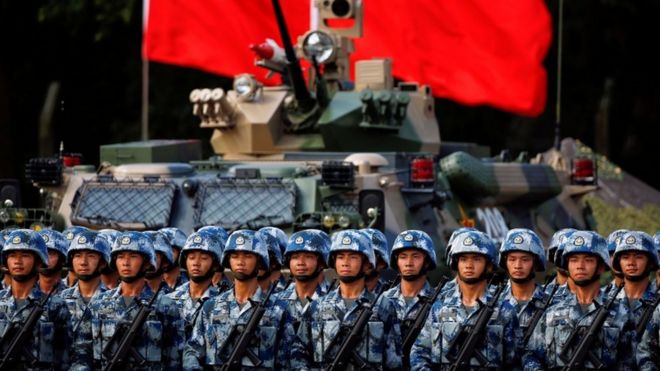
324 277 397 371
559 283 624 370
445 273 507 370
522 277 560 345
0 289 53 369
402 276 449 356
636 286 660 341
102 285 163 371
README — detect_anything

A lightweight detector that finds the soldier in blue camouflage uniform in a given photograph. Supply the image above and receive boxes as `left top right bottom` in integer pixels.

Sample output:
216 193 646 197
196 225 230 288
545 228 577 305
71 231 180 370
410 229 520 370
637 302 660 370
0 229 72 370
654 231 660 287
523 230 632 370
60 230 110 340
62 226 90 288
440 227 477 299
97 229 120 289
159 227 189 290
606 229 629 291
290 229 402 370
382 230 438 369
611 230 659 370
361 228 391 294
257 226 288 292
144 230 177 294
37 229 70 295
498 228 548 352
183 229 293 370
0 229 10 290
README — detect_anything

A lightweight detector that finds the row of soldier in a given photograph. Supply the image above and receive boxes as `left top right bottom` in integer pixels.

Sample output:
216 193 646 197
0 225 659 370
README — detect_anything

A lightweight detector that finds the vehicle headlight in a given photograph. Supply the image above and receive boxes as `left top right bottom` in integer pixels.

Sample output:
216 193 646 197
233 74 262 102
302 30 336 64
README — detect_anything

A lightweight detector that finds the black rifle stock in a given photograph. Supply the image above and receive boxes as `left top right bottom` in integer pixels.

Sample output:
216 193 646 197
522 278 559 345
559 283 624 371
0 289 53 369
102 285 163 371
402 276 449 355
636 286 660 341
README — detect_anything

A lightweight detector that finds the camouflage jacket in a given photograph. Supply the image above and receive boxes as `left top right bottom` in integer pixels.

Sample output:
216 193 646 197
382 281 435 337
165 273 188 292
438 277 458 300
637 303 660 371
616 282 659 371
500 281 547 350
70 283 181 371
290 286 403 371
59 282 107 336
167 282 221 340
182 286 293 370
276 280 329 332
410 283 520 370
522 289 632 370
0 283 72 370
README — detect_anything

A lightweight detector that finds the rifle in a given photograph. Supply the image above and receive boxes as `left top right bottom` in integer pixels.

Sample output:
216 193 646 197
559 283 624 370
402 276 449 355
0 289 54 369
324 277 398 371
219 280 285 371
636 286 660 341
522 278 559 345
102 285 163 371
446 273 507 371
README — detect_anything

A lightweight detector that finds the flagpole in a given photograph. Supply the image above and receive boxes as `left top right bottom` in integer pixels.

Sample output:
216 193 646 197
553 0 564 150
141 0 150 141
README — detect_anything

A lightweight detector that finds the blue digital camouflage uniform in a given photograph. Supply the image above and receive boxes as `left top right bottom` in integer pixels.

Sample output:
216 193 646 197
616 282 658 371
60 282 107 336
168 282 221 338
70 284 180 371
382 281 434 341
410 283 520 370
290 286 402 370
637 303 660 371
182 285 293 370
0 282 72 370
500 281 546 352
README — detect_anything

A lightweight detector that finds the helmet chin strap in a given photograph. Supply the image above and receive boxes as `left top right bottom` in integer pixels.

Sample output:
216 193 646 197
12 267 40 283
76 270 102 282
460 270 490 285
119 269 146 283
573 273 601 287
337 271 365 284
189 268 215 283
40 258 65 277
294 268 322 283
625 270 650 282
234 266 259 282
401 266 429 282
145 267 164 279
509 271 536 284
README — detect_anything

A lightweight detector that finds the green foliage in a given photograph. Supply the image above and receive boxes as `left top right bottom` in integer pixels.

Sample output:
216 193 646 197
586 194 660 236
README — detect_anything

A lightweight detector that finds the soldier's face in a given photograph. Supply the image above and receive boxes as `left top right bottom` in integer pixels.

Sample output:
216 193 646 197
567 253 603 281
457 253 488 281
505 252 535 280
186 251 214 277
72 250 104 275
619 251 649 276
289 252 319 276
229 251 258 274
47 250 60 269
115 252 146 277
335 251 365 276
397 250 426 276
6 251 36 275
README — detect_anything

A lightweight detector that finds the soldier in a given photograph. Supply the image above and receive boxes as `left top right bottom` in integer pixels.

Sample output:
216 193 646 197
544 228 576 295
167 231 224 363
361 228 391 294
37 229 70 295
0 229 71 369
256 226 288 292
159 227 189 290
410 229 520 370
290 229 402 370
606 229 629 290
637 303 660 370
144 230 176 294
611 230 659 370
98 229 120 289
498 228 548 349
523 230 631 370
71 231 180 370
382 230 437 369
0 229 10 290
62 226 90 288
60 230 110 337
440 227 477 299
196 226 230 288
655 231 660 287
183 230 292 370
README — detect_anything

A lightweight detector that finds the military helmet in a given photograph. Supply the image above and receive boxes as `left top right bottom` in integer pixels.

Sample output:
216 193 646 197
257 227 287 268
67 230 112 266
159 227 188 251
197 226 229 247
560 230 609 271
37 229 69 258
390 230 437 270
284 229 330 267
447 230 497 270
612 231 659 272
2 229 49 267
445 227 476 265
179 231 223 268
655 232 660 251
549 228 576 266
498 228 546 271
1 229 14 250
110 231 157 271
144 231 175 266
360 228 390 268
98 229 120 246
607 229 630 254
328 229 375 269
63 226 90 244
221 230 269 269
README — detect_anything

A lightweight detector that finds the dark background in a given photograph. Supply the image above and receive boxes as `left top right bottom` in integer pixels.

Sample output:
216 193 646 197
1 0 658 207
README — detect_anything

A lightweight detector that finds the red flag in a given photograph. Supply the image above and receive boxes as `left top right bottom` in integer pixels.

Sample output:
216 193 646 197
145 0 552 116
